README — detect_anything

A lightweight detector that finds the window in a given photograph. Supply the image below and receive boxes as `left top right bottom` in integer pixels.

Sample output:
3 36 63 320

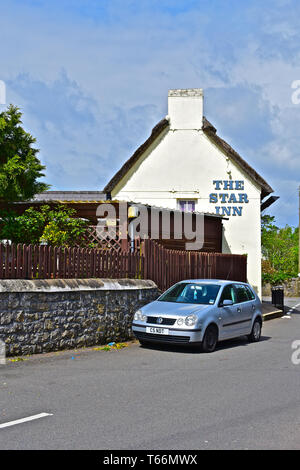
158 283 221 305
245 285 255 300
219 284 236 305
177 200 196 212
235 284 250 303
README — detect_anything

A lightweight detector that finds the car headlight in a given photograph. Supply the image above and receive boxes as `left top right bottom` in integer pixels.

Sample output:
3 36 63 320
185 314 197 326
177 317 184 326
134 310 147 322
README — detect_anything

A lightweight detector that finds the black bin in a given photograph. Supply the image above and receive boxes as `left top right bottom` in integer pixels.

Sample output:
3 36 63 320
271 286 284 311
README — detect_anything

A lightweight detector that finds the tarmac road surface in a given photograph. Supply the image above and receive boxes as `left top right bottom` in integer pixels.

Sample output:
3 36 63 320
0 298 300 450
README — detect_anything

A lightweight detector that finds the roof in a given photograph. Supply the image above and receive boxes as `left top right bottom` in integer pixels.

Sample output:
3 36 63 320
261 195 280 212
104 118 169 193
31 191 107 203
38 198 225 218
202 118 273 199
177 279 248 285
104 116 274 199
12 195 225 219
124 201 225 219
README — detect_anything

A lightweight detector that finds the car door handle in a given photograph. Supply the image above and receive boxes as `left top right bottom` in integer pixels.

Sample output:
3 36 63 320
237 308 241 313
252 305 255 310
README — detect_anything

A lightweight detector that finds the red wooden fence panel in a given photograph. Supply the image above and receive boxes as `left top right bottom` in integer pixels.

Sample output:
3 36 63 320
0 242 247 289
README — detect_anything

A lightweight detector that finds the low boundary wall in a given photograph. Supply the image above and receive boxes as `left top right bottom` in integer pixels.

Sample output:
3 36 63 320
0 278 159 356
262 278 300 298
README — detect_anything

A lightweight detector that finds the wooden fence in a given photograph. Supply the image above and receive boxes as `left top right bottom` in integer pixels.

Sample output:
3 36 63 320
0 241 247 291
142 239 247 291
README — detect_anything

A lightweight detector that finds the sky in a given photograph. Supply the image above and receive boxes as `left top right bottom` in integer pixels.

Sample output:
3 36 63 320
0 0 299 227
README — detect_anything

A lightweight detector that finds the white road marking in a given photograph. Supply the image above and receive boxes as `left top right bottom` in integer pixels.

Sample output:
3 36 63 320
0 412 53 429
282 302 300 318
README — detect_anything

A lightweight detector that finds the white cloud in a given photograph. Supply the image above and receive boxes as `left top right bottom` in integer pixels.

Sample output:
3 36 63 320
0 0 299 226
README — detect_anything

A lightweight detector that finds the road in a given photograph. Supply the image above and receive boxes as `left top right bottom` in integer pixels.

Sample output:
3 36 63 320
1 298 300 450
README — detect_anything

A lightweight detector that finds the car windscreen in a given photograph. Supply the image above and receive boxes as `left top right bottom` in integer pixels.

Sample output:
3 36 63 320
158 283 221 305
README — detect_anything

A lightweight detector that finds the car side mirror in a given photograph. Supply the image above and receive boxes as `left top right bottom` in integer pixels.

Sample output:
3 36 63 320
222 299 233 306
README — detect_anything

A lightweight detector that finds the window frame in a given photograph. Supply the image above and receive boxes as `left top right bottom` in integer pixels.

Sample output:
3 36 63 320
177 199 197 213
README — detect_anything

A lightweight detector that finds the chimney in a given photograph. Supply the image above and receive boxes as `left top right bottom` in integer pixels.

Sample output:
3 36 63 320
167 88 203 130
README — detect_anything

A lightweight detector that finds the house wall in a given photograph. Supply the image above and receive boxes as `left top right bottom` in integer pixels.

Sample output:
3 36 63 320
112 115 263 296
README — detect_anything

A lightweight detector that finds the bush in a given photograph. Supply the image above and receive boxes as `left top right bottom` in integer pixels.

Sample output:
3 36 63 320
261 215 298 284
0 205 88 247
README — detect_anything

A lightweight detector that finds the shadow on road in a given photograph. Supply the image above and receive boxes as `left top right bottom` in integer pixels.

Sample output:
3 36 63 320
138 335 272 354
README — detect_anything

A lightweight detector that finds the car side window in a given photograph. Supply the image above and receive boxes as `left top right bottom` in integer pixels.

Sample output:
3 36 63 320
245 285 255 300
235 284 250 303
219 284 236 305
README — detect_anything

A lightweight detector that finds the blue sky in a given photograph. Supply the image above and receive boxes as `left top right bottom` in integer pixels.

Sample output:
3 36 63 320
0 0 300 226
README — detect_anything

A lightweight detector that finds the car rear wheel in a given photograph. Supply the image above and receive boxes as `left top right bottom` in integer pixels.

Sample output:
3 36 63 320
201 325 218 353
248 318 262 342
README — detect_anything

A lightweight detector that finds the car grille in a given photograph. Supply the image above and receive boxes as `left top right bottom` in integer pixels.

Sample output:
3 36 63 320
146 316 177 326
134 331 190 344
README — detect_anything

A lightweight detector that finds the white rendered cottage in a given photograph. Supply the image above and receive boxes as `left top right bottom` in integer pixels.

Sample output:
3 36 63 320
104 89 277 297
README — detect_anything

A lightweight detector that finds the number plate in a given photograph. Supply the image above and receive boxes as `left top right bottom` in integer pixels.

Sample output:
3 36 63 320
146 327 169 335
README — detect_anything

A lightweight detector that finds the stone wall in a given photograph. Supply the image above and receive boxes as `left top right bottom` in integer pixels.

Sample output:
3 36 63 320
0 278 159 356
262 278 300 297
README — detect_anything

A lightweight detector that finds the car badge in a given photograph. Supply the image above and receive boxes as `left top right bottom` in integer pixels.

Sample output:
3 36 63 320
157 317 163 324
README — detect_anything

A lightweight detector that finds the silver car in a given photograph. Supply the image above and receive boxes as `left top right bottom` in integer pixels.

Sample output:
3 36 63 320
132 280 262 352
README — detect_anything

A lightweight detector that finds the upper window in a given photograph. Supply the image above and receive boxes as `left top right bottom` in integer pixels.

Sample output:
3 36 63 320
177 200 196 212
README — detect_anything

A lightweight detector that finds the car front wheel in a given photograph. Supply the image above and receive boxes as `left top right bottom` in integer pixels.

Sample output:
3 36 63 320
201 325 218 353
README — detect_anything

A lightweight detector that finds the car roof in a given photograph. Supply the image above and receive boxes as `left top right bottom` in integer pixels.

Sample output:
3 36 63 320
177 279 249 286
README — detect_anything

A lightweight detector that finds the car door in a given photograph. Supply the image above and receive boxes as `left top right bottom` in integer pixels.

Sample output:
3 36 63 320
218 284 245 339
233 284 253 334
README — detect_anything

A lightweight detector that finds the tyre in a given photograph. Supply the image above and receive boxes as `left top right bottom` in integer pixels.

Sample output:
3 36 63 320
201 325 218 353
247 318 262 343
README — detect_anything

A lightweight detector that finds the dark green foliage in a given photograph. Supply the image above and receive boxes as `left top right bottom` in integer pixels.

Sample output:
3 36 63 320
0 105 49 202
0 205 88 247
261 214 299 284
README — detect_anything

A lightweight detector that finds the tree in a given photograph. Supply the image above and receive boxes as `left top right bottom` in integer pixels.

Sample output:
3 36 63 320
0 205 88 247
261 214 298 284
0 105 49 202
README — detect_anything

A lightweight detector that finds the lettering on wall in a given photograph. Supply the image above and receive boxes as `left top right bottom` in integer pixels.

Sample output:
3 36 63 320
209 180 248 216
